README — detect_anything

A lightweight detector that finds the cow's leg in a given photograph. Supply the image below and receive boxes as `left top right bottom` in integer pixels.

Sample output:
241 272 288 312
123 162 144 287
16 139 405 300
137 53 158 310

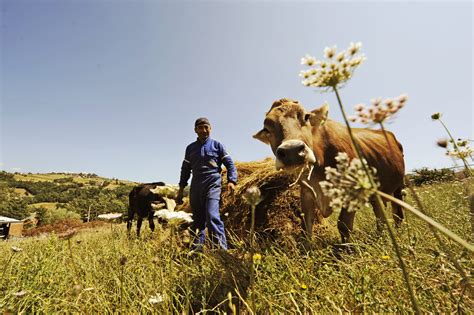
337 207 355 243
148 211 155 233
136 216 143 238
300 185 317 247
392 187 404 227
127 206 134 237
370 196 384 233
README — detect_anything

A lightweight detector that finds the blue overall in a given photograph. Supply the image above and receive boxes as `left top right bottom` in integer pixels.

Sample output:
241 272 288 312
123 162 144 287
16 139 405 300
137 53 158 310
179 137 237 250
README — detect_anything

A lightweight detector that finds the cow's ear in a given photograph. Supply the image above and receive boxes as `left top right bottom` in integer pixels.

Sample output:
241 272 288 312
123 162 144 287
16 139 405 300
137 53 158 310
253 129 270 145
309 102 329 126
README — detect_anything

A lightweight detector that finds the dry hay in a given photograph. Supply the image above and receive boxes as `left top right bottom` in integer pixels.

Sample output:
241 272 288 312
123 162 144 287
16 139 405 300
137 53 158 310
221 158 325 244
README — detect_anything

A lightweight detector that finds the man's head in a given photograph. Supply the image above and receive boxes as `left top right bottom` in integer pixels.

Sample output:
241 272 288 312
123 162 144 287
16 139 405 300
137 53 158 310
195 117 211 142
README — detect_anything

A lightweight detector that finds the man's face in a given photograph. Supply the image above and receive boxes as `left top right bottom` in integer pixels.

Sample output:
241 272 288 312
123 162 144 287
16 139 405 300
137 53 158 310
195 124 211 141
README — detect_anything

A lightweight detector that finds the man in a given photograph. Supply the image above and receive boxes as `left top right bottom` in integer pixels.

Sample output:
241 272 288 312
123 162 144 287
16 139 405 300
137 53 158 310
177 117 237 251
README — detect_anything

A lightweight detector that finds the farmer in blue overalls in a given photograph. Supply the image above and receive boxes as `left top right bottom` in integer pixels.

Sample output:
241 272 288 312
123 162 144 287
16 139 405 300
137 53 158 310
177 117 237 251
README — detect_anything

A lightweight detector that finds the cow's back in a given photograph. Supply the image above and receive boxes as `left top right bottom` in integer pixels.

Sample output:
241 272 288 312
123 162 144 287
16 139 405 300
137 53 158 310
129 182 166 218
317 120 405 194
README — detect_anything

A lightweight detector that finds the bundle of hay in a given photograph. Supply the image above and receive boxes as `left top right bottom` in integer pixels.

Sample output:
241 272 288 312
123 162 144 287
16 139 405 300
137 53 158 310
221 158 324 243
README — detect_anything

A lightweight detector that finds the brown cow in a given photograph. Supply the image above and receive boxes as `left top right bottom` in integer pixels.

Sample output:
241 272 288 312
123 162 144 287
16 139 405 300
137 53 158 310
253 98 405 243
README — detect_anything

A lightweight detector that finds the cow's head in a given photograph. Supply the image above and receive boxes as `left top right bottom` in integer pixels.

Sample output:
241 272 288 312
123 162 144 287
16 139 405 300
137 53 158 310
253 98 328 170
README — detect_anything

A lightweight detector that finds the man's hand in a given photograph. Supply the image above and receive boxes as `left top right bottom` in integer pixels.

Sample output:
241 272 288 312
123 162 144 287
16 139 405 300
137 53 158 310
176 187 184 205
227 182 236 195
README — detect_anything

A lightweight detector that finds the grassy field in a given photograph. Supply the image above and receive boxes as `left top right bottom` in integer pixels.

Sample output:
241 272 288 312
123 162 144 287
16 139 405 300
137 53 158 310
1 179 472 313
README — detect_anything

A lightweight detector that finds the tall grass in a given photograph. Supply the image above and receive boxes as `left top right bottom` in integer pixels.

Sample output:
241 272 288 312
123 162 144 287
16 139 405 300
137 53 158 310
1 179 472 313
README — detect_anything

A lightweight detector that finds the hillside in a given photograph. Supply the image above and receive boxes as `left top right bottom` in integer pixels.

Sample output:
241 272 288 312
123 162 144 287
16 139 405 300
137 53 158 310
0 171 137 224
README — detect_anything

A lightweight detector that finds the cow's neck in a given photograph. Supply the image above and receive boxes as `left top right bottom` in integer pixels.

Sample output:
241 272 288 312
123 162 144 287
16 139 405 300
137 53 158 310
311 121 330 169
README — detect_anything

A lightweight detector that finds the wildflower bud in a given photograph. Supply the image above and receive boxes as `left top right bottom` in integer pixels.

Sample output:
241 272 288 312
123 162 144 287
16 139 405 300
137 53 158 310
300 54 316 66
120 256 127 266
354 103 365 111
458 139 468 147
324 46 336 59
243 186 262 207
431 112 441 120
371 98 382 106
384 99 394 107
437 139 448 148
398 94 408 103
336 51 345 62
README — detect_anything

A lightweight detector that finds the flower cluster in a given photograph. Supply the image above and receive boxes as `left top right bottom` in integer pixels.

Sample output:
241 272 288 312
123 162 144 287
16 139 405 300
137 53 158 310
319 152 379 212
154 209 193 225
300 42 366 88
446 139 473 160
348 94 408 124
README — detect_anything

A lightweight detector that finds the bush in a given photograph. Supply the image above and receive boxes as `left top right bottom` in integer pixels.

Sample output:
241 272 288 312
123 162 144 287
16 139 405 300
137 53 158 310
409 167 456 186
41 207 81 225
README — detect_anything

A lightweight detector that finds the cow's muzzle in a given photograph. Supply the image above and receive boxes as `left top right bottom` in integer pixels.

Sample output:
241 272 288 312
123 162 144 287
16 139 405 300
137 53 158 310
275 140 316 170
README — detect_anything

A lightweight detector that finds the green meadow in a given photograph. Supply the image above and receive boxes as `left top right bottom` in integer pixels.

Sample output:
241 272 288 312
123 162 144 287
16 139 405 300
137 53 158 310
1 178 472 313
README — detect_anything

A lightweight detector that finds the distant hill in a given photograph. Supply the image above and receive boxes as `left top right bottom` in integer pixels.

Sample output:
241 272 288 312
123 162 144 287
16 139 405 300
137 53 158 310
0 171 137 223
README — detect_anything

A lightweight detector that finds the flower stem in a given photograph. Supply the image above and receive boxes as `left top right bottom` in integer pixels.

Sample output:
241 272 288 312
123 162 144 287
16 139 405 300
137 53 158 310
249 204 256 311
333 86 420 314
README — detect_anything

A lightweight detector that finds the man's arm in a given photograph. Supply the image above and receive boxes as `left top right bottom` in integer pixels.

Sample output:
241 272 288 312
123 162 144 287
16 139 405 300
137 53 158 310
177 148 191 204
219 143 237 192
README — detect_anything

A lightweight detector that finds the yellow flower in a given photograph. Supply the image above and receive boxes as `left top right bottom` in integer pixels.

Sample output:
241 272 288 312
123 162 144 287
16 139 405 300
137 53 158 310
301 283 308 290
253 253 262 264
381 255 390 260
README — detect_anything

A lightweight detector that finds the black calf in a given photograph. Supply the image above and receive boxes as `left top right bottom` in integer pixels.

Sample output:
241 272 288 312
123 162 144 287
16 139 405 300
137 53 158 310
127 182 166 237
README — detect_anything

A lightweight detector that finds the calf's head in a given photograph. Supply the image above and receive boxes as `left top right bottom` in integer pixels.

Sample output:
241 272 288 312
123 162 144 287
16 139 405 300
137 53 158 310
253 98 328 170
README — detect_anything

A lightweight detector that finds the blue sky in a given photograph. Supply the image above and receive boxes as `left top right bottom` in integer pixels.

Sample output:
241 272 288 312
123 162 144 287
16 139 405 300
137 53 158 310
1 0 472 184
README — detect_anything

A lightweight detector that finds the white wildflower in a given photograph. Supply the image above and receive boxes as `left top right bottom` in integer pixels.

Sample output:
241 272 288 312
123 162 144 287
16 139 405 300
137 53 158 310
97 213 123 220
336 51 345 62
348 41 362 56
351 94 408 125
300 42 365 88
320 152 379 213
324 46 337 59
150 184 187 199
11 246 22 253
301 54 317 66
154 209 193 225
13 290 27 298
446 139 473 160
149 293 165 304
